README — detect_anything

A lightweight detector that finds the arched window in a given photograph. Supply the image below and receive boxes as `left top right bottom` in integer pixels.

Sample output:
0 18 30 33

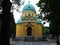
32 14 33 16
25 14 27 16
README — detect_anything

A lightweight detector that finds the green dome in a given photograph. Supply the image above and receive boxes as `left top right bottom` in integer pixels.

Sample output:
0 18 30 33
23 3 36 12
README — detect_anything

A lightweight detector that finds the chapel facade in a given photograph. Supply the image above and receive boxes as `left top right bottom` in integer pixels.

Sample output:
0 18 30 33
16 3 43 41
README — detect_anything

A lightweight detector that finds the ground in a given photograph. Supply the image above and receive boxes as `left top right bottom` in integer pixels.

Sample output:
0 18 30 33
10 38 57 45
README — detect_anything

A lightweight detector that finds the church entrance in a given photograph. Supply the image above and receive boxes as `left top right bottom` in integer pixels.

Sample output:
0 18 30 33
27 26 32 36
25 26 33 41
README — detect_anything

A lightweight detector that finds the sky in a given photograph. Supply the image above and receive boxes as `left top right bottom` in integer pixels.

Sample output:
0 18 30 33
10 0 49 27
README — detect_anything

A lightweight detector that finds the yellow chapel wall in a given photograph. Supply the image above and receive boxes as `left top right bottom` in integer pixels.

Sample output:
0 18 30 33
37 24 42 36
32 23 42 36
16 23 43 37
16 23 28 37
16 24 25 37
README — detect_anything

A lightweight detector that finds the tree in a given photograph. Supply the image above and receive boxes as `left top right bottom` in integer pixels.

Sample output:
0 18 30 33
0 0 16 45
12 0 20 5
11 0 23 13
37 0 60 45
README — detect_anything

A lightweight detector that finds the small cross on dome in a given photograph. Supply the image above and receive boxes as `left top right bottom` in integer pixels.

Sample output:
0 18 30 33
28 1 30 4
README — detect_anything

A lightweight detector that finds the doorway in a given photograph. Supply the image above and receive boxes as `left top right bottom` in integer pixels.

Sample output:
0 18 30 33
27 26 32 36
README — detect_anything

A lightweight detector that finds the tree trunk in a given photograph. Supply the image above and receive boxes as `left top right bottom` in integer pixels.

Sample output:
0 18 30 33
0 0 15 45
56 35 59 45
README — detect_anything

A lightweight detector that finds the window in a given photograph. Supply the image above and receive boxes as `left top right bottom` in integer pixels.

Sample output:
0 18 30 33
25 14 27 16
32 14 33 16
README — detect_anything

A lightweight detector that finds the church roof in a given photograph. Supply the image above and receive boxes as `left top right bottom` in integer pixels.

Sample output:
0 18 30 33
23 3 36 12
36 19 42 24
17 18 42 24
17 19 22 24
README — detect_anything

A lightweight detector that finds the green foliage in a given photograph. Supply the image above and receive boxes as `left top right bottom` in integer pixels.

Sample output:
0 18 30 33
10 13 16 37
0 3 2 7
43 27 50 36
0 16 2 40
13 0 20 5
15 0 20 5
37 0 60 36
